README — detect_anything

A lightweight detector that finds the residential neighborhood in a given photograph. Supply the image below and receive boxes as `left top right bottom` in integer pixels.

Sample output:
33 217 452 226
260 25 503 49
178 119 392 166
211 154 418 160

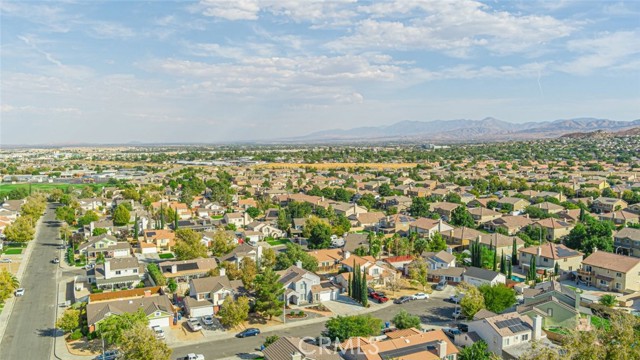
1 135 640 360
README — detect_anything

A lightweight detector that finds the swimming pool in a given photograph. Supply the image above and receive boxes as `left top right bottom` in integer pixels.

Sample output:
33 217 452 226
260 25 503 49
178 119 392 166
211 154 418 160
511 275 526 282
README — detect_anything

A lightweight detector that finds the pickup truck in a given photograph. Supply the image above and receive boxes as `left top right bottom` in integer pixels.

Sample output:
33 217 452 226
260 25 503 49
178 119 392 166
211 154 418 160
180 354 205 360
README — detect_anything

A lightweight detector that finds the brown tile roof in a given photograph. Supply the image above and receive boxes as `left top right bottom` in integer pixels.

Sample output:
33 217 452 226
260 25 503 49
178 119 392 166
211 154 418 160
360 329 458 360
518 243 583 260
582 251 640 273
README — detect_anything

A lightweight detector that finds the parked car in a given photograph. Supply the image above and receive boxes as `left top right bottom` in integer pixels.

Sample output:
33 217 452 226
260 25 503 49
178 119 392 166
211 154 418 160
394 296 413 304
457 323 469 332
94 350 119 360
412 293 429 300
370 292 389 303
201 315 214 326
367 287 375 295
186 318 202 332
452 308 462 318
152 325 165 339
435 280 448 291
449 294 464 303
0 258 12 263
179 354 205 360
15 288 25 297
51 257 60 264
443 327 462 339
85 263 95 270
236 328 260 338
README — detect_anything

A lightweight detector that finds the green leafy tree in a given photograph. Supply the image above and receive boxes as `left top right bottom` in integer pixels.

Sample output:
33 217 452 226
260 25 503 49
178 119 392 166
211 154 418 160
275 243 318 271
4 216 35 243
209 230 237 257
408 258 429 291
325 315 383 342
357 193 377 210
119 322 172 360
218 295 250 328
112 204 131 226
392 309 421 330
0 269 20 302
479 284 516 313
56 206 76 225
451 205 476 228
378 183 393 196
445 192 462 204
409 197 430 218
458 282 486 319
599 294 618 307
98 309 148 346
93 228 108 236
260 247 277 269
240 257 257 290
459 340 498 360
306 217 333 249
246 207 260 219
429 232 447 252
77 210 100 227
264 335 280 348
173 229 208 260
56 308 81 333
254 268 285 320
167 279 178 293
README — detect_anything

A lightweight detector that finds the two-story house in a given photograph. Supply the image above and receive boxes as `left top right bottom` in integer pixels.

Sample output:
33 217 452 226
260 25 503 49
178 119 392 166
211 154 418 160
578 250 640 292
441 227 483 251
497 197 530 212
409 218 454 238
142 229 176 252
469 207 503 225
429 202 462 221
187 269 244 316
89 257 144 290
530 218 575 241
279 262 323 305
614 227 640 258
159 258 217 282
77 234 131 259
459 312 546 358
598 210 640 226
519 243 583 275
86 292 174 332
485 216 533 235
308 249 344 274
592 197 628 213
518 281 589 331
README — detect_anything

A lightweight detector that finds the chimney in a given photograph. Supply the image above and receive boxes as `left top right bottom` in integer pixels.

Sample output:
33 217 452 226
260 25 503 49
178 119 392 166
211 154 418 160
144 290 151 298
296 260 303 269
536 246 542 257
219 267 226 277
532 315 543 341
290 352 302 360
104 260 111 279
437 340 447 357
593 246 598 253
344 251 351 259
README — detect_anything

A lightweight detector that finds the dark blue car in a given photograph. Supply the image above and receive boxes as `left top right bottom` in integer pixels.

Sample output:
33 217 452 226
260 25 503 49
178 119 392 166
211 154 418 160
236 328 260 338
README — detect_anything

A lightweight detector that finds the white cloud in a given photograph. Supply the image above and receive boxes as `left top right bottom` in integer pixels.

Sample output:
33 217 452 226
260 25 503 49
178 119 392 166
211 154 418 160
558 31 640 75
86 21 135 39
199 0 261 20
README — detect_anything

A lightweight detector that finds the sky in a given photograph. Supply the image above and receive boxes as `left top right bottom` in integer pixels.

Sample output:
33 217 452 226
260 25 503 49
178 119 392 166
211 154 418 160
1 0 639 144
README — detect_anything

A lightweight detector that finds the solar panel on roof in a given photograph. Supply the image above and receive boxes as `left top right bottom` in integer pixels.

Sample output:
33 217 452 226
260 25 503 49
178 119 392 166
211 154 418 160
496 318 520 329
176 263 199 271
509 324 530 333
380 343 436 360
147 231 156 236
556 248 577 257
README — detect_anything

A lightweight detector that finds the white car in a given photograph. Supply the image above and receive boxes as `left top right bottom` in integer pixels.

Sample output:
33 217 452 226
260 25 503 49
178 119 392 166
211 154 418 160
452 308 462 318
0 258 12 263
201 315 214 326
151 325 165 339
181 354 205 360
186 318 202 332
449 294 464 303
15 288 25 297
412 293 429 300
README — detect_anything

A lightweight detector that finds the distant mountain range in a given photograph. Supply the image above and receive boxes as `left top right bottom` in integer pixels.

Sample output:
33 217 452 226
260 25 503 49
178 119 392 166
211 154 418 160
288 117 640 143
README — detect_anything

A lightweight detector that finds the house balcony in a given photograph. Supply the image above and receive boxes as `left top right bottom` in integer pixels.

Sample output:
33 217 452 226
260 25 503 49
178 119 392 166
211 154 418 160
577 269 594 277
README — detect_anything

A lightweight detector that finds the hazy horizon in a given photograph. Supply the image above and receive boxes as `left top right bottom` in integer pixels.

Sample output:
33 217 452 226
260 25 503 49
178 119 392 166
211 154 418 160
2 1 639 144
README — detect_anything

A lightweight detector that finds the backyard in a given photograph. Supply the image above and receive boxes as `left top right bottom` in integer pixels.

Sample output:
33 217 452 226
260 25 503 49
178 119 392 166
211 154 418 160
266 238 291 246
159 253 175 259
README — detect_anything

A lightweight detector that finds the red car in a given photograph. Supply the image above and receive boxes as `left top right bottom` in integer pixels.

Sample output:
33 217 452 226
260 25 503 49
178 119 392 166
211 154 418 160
370 292 389 303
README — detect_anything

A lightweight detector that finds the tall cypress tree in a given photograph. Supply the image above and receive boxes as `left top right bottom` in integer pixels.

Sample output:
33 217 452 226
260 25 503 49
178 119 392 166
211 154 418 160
174 210 179 230
347 273 352 297
507 259 512 279
133 215 139 240
361 267 368 306
499 250 506 274
160 204 165 229
511 238 519 266
492 248 497 271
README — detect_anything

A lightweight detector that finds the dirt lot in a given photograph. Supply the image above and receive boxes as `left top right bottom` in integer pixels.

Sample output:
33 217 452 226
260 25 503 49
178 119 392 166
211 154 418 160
0 260 21 276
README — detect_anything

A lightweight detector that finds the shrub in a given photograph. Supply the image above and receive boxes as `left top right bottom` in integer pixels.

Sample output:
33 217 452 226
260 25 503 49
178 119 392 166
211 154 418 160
298 311 304 316
146 263 166 286
69 329 83 341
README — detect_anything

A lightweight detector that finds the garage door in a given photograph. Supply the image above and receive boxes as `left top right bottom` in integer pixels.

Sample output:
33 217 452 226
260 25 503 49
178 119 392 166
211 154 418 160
149 317 170 328
189 306 214 318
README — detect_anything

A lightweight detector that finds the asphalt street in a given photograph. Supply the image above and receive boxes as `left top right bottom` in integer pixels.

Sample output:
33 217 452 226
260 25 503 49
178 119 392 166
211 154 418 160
171 297 458 360
0 204 62 360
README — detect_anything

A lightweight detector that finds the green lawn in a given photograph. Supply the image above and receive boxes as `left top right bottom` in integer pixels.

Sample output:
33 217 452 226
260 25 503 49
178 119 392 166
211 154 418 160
266 239 291 246
591 316 611 330
4 248 23 255
0 183 108 197
546 327 570 335
159 253 175 259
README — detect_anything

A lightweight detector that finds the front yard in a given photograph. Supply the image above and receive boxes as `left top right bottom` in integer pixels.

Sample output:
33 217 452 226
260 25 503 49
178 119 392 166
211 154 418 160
266 239 291 246
3 248 23 255
159 253 175 259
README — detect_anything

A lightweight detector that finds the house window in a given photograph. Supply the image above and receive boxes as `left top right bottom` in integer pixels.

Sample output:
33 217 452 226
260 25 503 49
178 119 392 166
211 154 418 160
616 272 621 278
522 334 529 341
616 283 621 289
505 338 510 346
373 268 379 275
547 308 553 316
543 258 548 263
133 269 138 273
569 266 573 271
115 270 121 275
599 279 608 286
